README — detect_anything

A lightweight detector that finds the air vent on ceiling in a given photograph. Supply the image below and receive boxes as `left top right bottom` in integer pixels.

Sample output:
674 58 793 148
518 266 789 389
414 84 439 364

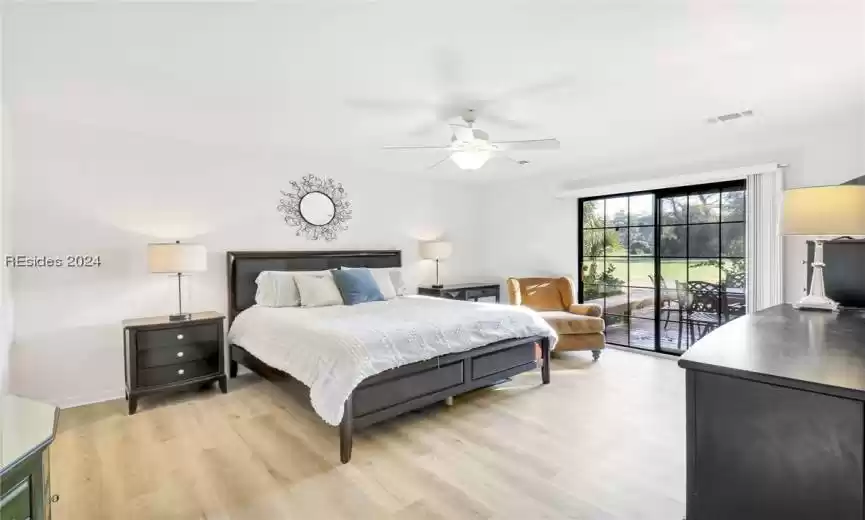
707 109 754 124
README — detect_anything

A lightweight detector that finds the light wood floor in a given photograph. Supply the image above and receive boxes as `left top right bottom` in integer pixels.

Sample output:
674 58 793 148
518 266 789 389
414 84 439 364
51 348 685 520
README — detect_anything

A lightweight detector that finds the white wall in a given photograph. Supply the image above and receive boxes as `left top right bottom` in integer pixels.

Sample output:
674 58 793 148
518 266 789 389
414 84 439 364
2 4 493 406
476 113 865 304
6 113 482 406
0 14 9 401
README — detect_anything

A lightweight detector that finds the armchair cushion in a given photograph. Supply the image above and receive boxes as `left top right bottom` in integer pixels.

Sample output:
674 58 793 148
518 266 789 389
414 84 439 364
537 311 605 335
568 303 603 317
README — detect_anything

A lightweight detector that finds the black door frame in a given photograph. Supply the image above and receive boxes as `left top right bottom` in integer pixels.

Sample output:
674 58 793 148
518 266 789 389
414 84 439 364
577 179 746 355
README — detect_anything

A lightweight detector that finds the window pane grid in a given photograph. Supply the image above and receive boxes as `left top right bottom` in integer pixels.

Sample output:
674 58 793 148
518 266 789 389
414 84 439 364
579 182 745 354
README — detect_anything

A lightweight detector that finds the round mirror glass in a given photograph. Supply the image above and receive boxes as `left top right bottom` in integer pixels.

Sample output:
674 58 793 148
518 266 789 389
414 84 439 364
299 192 336 226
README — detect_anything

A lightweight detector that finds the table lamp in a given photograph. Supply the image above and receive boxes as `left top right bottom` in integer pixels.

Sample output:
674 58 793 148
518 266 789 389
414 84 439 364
148 241 207 321
419 240 452 288
781 185 865 311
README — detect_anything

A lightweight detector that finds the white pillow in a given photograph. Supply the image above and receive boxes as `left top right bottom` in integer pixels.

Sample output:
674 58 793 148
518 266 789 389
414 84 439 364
295 274 344 307
369 269 397 299
255 270 329 307
388 268 407 296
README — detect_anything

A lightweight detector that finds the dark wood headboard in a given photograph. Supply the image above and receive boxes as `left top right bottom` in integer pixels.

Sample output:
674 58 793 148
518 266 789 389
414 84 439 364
226 250 402 324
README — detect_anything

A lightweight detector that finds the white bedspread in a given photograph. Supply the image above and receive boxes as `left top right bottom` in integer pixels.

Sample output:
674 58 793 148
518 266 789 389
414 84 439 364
227 296 557 425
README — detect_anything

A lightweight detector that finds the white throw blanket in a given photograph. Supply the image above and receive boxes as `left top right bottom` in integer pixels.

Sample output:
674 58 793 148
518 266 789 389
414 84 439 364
228 296 557 425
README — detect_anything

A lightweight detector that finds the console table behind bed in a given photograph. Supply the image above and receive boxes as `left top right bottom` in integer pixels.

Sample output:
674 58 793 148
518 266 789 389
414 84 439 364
226 250 550 463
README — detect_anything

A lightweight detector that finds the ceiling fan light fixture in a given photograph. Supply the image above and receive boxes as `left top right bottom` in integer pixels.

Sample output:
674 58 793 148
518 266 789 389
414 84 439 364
451 150 491 170
382 108 559 171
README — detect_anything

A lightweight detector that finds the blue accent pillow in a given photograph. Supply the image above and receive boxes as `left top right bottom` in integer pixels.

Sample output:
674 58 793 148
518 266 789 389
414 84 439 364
331 268 385 305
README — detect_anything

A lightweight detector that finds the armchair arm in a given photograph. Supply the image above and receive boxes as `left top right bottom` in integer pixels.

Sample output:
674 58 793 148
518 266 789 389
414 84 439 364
559 276 578 308
568 303 603 317
506 278 522 305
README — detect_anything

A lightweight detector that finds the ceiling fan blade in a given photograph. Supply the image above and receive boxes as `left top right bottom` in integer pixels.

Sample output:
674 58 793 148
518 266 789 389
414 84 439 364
494 76 577 103
498 154 530 166
426 154 453 170
408 119 445 137
346 98 436 113
481 112 529 130
382 144 452 150
492 138 560 151
432 48 466 92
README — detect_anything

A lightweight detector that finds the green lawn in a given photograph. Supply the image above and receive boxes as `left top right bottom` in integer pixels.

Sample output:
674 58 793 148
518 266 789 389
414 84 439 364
585 257 722 289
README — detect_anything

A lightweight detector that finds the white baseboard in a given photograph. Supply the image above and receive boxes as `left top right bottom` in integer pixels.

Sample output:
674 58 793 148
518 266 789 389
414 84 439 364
52 366 252 410
55 388 125 410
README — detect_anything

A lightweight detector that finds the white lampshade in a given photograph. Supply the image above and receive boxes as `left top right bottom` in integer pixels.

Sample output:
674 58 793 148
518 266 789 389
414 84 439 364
451 150 491 170
781 185 865 236
148 242 207 273
419 240 453 260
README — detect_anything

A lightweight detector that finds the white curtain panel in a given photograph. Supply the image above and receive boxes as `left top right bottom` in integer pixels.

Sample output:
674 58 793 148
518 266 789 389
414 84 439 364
745 168 784 312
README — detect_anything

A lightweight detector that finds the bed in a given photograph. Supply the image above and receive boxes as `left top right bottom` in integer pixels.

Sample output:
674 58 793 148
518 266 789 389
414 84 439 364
226 250 554 463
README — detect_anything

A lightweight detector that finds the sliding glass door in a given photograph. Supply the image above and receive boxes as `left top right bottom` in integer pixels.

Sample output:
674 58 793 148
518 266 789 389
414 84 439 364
578 181 746 354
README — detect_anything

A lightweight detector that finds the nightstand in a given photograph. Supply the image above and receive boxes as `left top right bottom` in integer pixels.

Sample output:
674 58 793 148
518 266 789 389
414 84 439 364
417 282 501 303
122 311 226 414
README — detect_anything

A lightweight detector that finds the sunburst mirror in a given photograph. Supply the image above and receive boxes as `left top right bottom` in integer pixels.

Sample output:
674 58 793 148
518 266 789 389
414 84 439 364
277 174 352 241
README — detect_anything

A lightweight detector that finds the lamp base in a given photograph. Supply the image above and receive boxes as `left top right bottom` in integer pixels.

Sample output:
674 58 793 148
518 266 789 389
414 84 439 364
431 284 444 289
795 240 840 312
793 294 839 312
169 313 193 321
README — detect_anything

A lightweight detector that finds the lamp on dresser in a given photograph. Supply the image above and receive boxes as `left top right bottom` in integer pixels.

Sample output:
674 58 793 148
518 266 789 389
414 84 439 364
419 240 452 288
148 241 207 321
782 185 865 311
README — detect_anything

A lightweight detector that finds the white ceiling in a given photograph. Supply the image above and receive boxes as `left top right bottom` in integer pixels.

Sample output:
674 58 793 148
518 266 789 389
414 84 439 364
6 0 865 180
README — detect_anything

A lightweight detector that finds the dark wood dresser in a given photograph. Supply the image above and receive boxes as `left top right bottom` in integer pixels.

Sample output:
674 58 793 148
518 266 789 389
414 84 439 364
679 304 865 520
123 312 226 414
418 282 500 303
1 395 58 520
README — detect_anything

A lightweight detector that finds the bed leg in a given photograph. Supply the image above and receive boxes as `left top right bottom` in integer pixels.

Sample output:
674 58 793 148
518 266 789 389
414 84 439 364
340 395 354 464
229 360 238 378
444 396 454 407
540 338 551 385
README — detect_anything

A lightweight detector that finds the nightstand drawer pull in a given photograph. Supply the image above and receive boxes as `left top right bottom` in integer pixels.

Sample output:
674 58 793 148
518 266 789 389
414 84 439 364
138 360 218 387
137 342 217 368
136 323 218 350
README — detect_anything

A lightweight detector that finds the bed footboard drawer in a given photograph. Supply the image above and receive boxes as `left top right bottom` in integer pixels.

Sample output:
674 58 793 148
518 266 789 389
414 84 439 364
471 342 537 380
353 361 465 417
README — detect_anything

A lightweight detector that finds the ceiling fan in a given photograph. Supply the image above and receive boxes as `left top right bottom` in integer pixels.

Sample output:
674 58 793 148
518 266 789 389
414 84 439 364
382 109 560 170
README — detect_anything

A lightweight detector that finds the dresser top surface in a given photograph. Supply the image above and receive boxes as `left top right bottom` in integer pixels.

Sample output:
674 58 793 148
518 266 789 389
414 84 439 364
1 395 58 474
679 304 865 396
123 311 224 329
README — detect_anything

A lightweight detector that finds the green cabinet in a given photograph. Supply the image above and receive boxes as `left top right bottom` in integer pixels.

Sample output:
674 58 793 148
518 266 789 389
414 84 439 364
1 479 32 520
1 396 58 520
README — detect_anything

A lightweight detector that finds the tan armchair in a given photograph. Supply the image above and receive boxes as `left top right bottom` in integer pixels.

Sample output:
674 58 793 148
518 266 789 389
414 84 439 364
507 276 605 360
